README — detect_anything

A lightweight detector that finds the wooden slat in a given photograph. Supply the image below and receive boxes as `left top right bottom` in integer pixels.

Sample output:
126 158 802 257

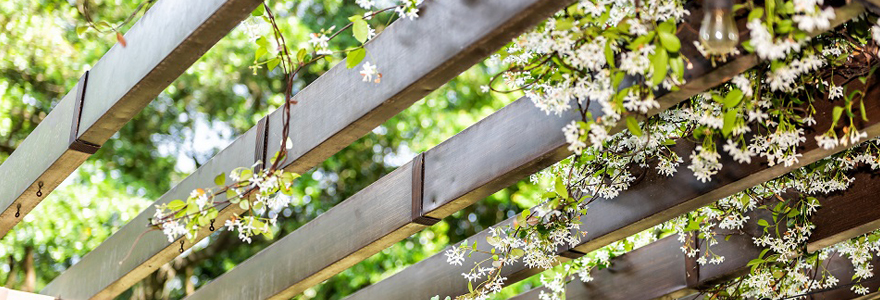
44 0 580 298
341 4 867 299
184 95 581 300
512 172 880 300
0 0 262 238
0 287 62 300
189 15 804 293
419 1 865 221
806 171 880 252
511 241 880 300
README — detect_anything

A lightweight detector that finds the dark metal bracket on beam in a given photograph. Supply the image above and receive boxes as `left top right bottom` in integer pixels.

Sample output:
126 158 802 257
255 117 269 172
68 71 101 154
412 153 440 226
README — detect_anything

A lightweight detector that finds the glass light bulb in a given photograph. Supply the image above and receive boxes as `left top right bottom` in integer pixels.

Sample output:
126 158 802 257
699 7 739 55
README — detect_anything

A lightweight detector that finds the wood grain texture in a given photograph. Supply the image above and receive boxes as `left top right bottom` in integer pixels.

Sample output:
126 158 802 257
186 162 418 300
807 171 880 252
48 0 581 298
343 5 867 299
187 91 576 300
420 2 864 220
0 0 262 240
512 182 880 300
41 126 260 300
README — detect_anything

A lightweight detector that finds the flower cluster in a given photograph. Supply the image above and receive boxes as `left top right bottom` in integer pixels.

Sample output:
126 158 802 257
150 160 301 244
449 0 880 298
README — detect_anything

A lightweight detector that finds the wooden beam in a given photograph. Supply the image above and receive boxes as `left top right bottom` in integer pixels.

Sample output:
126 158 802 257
509 240 880 300
0 0 262 238
0 287 61 300
511 172 880 300
340 4 868 299
183 96 582 300
806 171 880 252
185 14 803 294
44 0 581 298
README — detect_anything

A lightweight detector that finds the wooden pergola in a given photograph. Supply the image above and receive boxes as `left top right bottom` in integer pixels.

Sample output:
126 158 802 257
2 0 880 299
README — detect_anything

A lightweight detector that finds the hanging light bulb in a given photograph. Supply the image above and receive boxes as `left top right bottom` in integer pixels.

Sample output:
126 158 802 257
699 0 739 55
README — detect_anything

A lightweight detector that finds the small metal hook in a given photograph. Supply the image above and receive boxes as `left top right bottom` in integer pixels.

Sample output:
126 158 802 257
36 181 43 197
209 219 215 232
179 240 185 253
14 203 21 218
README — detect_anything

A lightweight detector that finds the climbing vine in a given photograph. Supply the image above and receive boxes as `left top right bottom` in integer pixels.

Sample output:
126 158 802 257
446 0 880 299
145 0 424 245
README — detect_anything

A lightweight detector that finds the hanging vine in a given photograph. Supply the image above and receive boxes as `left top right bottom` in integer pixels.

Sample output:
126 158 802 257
445 0 880 299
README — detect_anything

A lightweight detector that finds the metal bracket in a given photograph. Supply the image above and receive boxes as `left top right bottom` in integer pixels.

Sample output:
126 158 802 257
684 233 700 288
68 71 101 154
411 153 440 226
254 117 269 172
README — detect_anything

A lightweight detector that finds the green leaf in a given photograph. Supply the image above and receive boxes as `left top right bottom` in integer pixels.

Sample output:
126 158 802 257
860 99 869 122
239 201 250 210
724 89 744 108
722 109 737 137
168 200 186 211
214 173 226 186
670 57 684 79
557 18 575 31
832 106 844 126
509 248 525 259
352 17 370 44
239 169 253 181
604 41 615 68
554 177 569 200
757 219 769 227
96 21 112 30
267 57 281 71
186 203 199 215
346 48 366 69
76 25 88 37
651 48 668 86
658 31 681 53
255 46 267 60
626 116 643 136
297 48 307 63
255 36 268 48
658 20 676 34
251 5 265 17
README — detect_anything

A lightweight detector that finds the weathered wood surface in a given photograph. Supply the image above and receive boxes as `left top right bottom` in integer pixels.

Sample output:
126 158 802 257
806 171 880 252
0 0 262 239
513 172 880 300
44 1 866 299
510 240 880 300
45 0 581 298
0 287 62 300
419 0 865 222
343 5 871 298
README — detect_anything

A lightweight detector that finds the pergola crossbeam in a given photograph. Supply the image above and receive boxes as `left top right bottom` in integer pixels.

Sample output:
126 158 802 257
43 0 579 298
341 4 867 300
512 170 880 300
0 0 262 239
